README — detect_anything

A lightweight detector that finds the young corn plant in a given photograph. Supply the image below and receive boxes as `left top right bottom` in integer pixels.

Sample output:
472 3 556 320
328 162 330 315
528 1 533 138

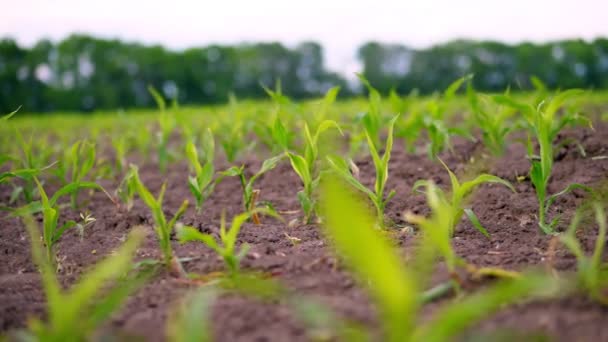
327 114 399 228
221 154 284 224
20 217 150 342
412 159 515 239
560 203 608 305
356 74 383 149
149 86 175 174
422 75 473 160
467 84 516 156
185 129 219 212
177 209 277 275
495 89 592 234
320 176 561 342
115 165 138 211
287 120 342 223
66 140 97 209
217 94 256 162
111 136 128 175
10 131 51 203
16 178 106 265
264 81 296 153
131 166 188 275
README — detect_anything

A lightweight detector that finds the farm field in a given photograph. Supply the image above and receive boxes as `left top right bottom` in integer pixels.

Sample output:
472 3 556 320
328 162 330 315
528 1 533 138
1 80 608 341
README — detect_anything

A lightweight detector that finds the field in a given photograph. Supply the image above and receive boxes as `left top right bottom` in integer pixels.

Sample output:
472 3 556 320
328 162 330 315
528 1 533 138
1 80 608 341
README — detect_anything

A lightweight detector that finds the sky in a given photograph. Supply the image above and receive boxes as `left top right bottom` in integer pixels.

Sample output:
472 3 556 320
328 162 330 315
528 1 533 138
3 0 608 75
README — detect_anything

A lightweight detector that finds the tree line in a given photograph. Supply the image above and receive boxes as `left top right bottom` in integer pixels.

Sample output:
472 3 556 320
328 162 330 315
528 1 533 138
1 34 607 112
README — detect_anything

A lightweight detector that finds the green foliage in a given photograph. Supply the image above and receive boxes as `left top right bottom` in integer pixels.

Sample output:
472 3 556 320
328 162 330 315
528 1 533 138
131 165 188 271
149 85 175 174
412 159 515 240
422 75 473 160
560 203 608 304
327 115 399 228
15 178 105 265
320 176 561 342
177 209 277 275
60 140 97 208
495 89 592 233
406 181 461 272
115 165 138 211
111 136 128 175
20 218 150 342
221 154 284 221
1 106 20 122
357 73 384 149
320 176 416 341
185 129 219 211
287 119 342 223
166 288 216 342
217 113 252 163
467 84 516 156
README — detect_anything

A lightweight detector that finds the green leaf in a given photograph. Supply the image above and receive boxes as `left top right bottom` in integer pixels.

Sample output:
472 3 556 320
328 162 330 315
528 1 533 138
415 273 560 342
49 181 103 207
320 176 416 342
221 166 244 177
464 209 490 238
1 106 21 121
185 141 202 175
177 226 221 253
258 154 284 175
458 174 515 200
51 220 77 244
148 85 166 112
272 117 289 150
444 74 472 99
545 183 593 214
287 153 312 188
326 156 376 200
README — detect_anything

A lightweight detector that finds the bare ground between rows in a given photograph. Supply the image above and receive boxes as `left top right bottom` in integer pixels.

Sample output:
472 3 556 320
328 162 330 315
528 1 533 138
1 123 608 341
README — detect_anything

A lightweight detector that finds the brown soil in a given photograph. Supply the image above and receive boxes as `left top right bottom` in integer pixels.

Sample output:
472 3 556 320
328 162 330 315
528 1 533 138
1 123 608 341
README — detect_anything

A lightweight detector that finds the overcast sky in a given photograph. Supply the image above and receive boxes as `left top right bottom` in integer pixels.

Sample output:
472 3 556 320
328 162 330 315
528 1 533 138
4 0 607 75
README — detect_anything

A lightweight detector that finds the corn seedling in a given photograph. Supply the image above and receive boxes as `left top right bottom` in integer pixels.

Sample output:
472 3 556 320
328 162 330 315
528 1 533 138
495 89 592 233
185 129 220 212
221 154 284 224
15 178 106 265
11 132 52 203
264 81 296 152
177 209 278 275
412 159 515 239
560 203 608 304
395 106 424 153
467 84 516 156
406 181 462 273
111 136 128 175
218 94 255 162
320 176 562 342
357 74 384 149
327 114 399 228
65 140 97 208
287 119 342 223
149 85 175 174
115 165 138 211
131 166 188 275
422 75 473 159
20 217 150 342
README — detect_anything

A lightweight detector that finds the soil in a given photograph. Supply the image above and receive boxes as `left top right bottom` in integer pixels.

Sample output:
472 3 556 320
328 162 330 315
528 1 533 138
1 122 608 341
